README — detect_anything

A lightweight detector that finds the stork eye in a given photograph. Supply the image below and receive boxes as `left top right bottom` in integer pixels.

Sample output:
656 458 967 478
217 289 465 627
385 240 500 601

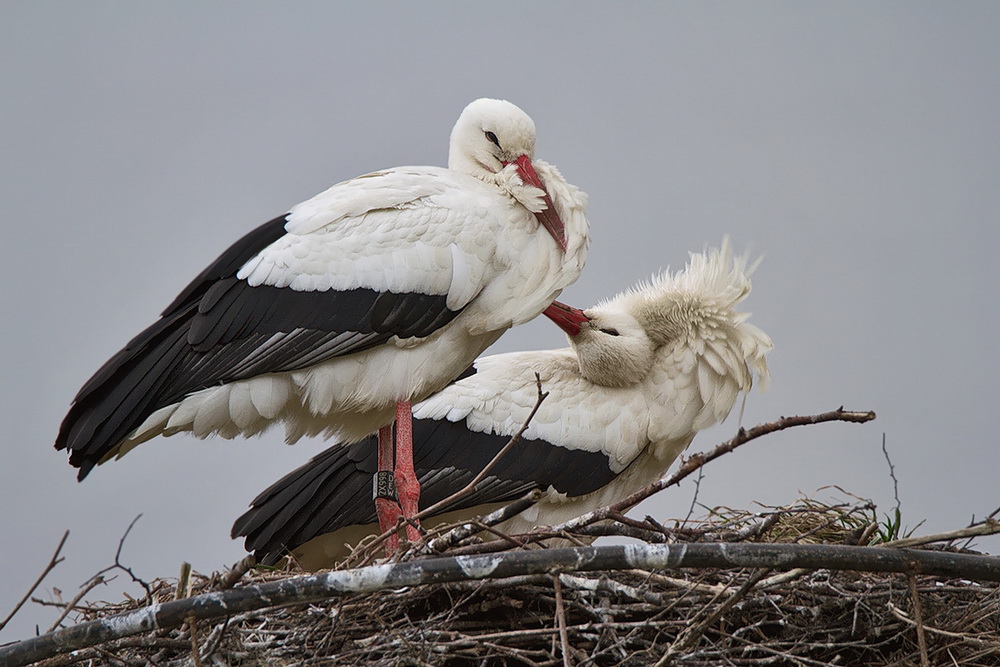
484 131 501 148
600 328 620 336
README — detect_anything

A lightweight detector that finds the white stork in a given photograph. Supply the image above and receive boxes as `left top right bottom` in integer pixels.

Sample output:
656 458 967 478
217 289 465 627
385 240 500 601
55 98 589 549
232 243 772 568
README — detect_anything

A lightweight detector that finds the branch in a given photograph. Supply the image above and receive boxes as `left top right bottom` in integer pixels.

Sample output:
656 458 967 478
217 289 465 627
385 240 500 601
93 514 153 604
426 408 877 555
422 491 544 554
551 408 876 535
880 520 1000 549
2 541 998 666
0 531 69 632
658 568 773 664
418 373 548 519
347 377 549 565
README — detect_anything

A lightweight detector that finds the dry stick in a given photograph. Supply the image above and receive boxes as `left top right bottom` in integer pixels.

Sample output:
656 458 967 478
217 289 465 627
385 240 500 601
217 555 257 590
353 376 550 565
560 573 666 605
551 408 877 537
45 576 107 634
419 374 549 521
175 562 192 601
0 530 69 632
41 516 155 635
656 568 773 665
552 576 572 667
430 408 878 556
681 467 705 526
5 541 1000 667
96 515 153 605
199 614 231 664
185 614 203 667
880 521 1000 549
423 492 543 554
858 520 880 545
627 569 725 595
882 433 902 515
887 604 1000 650
908 574 930 667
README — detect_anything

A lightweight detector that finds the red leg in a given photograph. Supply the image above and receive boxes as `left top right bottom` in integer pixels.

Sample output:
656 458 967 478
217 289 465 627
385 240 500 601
374 423 401 554
393 400 422 543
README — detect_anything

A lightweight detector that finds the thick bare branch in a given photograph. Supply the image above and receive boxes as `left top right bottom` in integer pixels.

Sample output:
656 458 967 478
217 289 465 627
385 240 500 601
2 541 998 667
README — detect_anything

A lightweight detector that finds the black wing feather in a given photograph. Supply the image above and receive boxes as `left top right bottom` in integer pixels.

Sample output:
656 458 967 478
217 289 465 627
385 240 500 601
232 417 621 564
56 217 465 479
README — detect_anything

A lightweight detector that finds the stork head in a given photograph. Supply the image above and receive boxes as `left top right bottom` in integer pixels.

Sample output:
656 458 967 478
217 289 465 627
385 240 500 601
449 98 567 251
543 301 655 387
543 241 772 392
600 242 772 392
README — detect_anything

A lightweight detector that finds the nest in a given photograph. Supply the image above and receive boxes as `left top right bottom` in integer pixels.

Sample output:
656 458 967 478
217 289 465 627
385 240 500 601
28 492 1000 667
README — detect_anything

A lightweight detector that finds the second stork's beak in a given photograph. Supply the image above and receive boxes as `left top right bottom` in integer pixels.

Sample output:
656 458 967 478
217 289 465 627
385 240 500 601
543 300 589 337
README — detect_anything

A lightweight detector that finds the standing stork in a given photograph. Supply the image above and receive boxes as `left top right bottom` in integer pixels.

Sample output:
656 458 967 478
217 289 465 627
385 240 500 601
55 98 588 550
232 243 772 568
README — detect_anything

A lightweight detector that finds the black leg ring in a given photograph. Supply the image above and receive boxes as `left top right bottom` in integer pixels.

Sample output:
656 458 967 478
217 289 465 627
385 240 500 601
373 471 398 501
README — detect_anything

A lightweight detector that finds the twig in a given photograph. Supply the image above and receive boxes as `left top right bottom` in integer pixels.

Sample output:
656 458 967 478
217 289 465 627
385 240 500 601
218 556 257 590
351 379 550 566
881 521 1000 548
552 576 572 667
199 613 231 664
94 515 153 605
175 562 192 601
908 574 930 667
858 520 880 546
888 602 1000 649
186 614 203 667
46 575 107 633
882 434 901 515
0 530 68 632
562 573 668 604
758 568 811 589
626 570 725 595
551 408 877 535
657 569 772 664
682 467 704 526
424 409 875 556
419 373 549 520
422 491 545 555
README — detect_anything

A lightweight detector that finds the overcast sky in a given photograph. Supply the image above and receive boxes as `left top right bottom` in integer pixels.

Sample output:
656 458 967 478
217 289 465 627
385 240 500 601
2 2 998 641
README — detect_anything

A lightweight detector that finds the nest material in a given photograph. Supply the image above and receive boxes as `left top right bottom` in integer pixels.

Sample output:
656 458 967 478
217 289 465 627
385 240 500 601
30 494 1000 666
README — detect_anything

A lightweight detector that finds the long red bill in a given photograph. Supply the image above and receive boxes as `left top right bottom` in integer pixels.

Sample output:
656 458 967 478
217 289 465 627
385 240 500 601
509 154 568 252
543 300 589 337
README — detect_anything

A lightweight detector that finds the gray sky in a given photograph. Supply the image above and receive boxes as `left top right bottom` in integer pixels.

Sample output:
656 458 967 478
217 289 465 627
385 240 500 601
2 2 998 641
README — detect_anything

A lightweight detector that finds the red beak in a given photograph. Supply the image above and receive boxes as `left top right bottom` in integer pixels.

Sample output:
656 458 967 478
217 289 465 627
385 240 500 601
543 300 589 337
506 154 568 252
